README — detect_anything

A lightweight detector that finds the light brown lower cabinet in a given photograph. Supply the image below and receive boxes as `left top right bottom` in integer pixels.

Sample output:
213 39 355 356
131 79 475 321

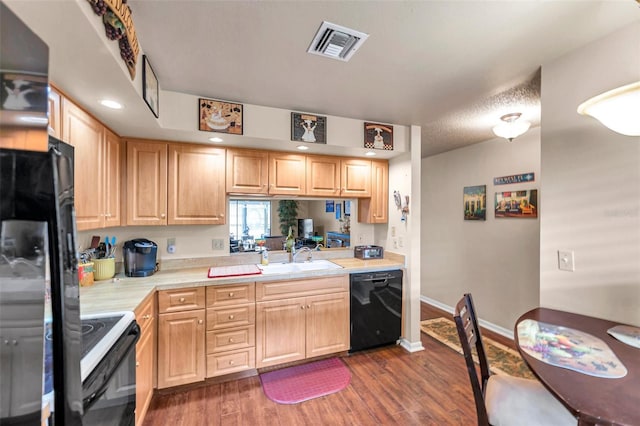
256 276 350 368
205 284 256 377
157 287 206 389
134 293 156 426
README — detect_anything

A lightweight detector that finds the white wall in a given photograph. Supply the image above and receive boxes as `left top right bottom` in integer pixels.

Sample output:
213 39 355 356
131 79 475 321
421 128 541 331
540 23 640 325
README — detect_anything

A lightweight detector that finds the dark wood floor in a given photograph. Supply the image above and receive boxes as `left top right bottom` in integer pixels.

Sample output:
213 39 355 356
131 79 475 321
142 302 513 425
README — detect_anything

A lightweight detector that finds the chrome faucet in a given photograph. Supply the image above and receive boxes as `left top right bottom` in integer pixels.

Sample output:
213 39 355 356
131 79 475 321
291 246 313 263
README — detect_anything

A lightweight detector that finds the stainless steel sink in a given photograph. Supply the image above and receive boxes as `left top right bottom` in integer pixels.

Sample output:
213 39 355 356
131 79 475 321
256 259 342 274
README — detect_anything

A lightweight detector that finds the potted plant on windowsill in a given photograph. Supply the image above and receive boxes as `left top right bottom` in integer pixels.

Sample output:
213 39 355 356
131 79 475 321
278 200 298 236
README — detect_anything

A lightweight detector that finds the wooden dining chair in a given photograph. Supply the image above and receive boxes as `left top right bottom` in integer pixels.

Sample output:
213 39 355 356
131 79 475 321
453 293 576 426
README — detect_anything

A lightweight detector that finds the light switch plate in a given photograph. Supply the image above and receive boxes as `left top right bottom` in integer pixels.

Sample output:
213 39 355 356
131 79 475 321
558 250 575 272
212 239 224 250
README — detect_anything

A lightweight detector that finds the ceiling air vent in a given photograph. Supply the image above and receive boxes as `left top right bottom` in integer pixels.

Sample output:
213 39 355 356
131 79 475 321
307 21 369 62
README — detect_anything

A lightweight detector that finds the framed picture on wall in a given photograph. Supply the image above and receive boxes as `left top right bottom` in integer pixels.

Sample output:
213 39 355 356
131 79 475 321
291 112 326 144
335 202 341 220
199 97 243 134
142 55 159 118
463 185 486 220
495 189 538 218
364 122 393 150
344 200 351 216
325 200 335 213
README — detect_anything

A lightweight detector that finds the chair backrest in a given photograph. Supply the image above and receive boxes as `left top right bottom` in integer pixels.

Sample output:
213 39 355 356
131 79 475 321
453 293 491 426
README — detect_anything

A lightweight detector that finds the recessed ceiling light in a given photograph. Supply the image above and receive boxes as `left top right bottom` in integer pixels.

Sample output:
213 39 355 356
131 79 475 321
99 99 123 109
209 137 223 143
365 151 376 156
297 145 309 151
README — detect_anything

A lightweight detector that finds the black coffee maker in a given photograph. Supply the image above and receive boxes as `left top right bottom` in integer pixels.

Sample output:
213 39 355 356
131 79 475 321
123 239 158 277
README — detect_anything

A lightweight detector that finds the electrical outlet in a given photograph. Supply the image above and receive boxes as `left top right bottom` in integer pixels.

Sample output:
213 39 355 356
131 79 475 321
558 250 575 272
358 234 364 244
393 239 398 249
166 238 176 254
212 239 224 250
391 226 396 237
398 236 404 248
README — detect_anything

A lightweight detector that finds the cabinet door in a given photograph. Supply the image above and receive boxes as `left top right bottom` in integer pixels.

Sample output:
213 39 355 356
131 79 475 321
62 98 104 230
358 160 389 223
104 128 121 227
168 144 226 225
135 294 155 426
135 325 153 426
256 298 306 368
226 149 268 194
268 153 306 195
126 140 167 226
306 155 341 197
157 310 205 389
341 159 371 198
306 292 350 358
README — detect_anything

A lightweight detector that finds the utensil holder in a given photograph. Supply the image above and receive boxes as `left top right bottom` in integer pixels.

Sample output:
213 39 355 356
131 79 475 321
93 257 115 281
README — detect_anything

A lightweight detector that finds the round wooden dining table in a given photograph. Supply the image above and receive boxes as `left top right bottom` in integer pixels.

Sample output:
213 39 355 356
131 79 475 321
514 308 640 426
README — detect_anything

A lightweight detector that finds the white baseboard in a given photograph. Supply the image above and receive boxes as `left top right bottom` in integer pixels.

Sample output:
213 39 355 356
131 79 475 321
399 338 424 352
420 296 514 340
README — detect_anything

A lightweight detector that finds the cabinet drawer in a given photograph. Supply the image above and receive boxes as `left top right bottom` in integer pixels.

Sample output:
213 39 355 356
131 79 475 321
256 275 349 301
206 348 255 377
206 283 255 307
206 326 255 354
135 293 156 334
158 287 205 313
206 304 255 330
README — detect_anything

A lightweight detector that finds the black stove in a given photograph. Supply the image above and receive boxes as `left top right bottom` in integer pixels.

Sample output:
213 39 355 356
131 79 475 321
80 315 124 358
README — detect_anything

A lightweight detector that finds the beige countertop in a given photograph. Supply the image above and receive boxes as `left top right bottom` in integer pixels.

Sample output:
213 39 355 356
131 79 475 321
79 255 405 316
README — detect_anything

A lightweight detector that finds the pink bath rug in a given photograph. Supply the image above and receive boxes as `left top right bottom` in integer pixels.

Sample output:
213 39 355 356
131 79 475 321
260 357 351 404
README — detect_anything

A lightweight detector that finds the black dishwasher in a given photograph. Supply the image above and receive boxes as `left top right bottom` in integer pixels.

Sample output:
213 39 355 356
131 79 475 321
350 270 403 353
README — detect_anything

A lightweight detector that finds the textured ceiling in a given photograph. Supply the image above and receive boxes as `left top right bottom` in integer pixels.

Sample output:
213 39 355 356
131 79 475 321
5 1 639 158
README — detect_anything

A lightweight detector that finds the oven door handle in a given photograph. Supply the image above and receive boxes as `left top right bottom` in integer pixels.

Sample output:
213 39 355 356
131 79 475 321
82 323 140 410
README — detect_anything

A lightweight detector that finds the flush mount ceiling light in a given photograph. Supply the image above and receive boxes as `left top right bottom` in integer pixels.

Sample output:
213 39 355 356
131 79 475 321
307 21 369 62
365 151 376 156
99 99 123 109
492 112 531 142
296 145 309 151
209 137 223 143
577 81 640 136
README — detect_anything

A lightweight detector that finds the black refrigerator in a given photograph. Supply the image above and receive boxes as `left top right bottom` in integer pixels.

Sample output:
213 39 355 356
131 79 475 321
1 3 82 424
0 142 83 425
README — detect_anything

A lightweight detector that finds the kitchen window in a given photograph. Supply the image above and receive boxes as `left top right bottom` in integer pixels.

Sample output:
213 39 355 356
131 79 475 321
229 200 271 240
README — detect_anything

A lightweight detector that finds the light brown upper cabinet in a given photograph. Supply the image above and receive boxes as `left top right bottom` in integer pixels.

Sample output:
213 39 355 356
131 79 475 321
268 152 306 196
62 98 106 230
341 158 371 198
126 140 168 226
104 128 122 227
358 160 389 223
306 155 341 197
126 139 226 226
47 86 61 140
168 144 226 225
226 148 269 195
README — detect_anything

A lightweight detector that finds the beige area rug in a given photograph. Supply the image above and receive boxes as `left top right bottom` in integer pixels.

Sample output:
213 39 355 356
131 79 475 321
421 317 535 380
